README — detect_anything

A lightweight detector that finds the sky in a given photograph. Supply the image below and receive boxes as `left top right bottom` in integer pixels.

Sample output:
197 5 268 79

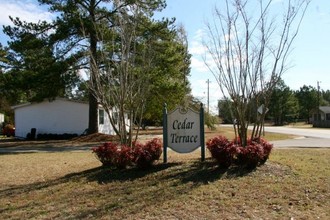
0 0 329 114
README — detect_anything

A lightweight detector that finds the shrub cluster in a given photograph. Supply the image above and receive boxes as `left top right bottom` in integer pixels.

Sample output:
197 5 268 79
206 136 273 169
2 124 15 137
132 138 163 169
92 138 162 169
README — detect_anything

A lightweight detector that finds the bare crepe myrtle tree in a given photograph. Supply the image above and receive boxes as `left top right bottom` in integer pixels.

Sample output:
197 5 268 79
87 2 151 145
203 0 310 146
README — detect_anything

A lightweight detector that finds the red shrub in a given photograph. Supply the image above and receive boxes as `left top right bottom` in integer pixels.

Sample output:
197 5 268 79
144 138 163 161
207 135 229 149
92 142 118 167
240 143 264 168
114 145 134 169
92 142 133 168
2 124 15 137
259 138 273 164
206 136 236 168
207 136 273 168
133 138 162 169
92 138 162 169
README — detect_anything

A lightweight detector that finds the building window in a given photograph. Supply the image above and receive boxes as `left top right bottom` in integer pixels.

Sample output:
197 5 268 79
99 109 104 125
326 113 330 121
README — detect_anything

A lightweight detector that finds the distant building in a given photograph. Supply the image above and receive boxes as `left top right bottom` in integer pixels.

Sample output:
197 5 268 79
11 98 127 139
0 113 4 125
310 106 330 128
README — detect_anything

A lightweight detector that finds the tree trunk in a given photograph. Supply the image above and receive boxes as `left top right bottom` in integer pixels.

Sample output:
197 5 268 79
88 92 98 134
87 0 99 134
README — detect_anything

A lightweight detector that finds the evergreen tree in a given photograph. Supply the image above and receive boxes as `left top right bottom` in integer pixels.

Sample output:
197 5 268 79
268 79 299 125
321 90 330 106
3 0 166 134
295 85 318 122
218 98 234 124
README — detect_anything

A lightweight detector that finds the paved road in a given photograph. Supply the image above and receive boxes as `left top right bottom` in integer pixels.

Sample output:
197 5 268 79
220 124 330 148
263 126 330 139
264 126 330 148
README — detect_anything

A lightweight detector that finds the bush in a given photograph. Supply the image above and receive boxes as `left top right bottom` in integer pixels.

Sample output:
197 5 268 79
92 142 120 167
2 124 15 137
133 138 162 169
114 145 134 169
207 135 273 168
259 138 273 164
238 143 264 169
92 142 134 169
92 138 162 169
206 136 236 168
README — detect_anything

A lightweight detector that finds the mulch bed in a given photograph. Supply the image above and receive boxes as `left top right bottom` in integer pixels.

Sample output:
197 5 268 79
71 133 120 142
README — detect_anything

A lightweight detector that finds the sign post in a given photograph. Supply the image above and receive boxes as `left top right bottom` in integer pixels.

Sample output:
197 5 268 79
163 103 205 163
200 103 205 161
163 103 168 164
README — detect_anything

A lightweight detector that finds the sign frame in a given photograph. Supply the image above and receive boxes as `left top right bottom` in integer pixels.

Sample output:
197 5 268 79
163 103 205 163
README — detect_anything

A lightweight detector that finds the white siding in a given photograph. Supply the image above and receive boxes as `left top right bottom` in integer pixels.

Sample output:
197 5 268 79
99 110 115 135
98 110 130 136
14 99 89 138
0 113 4 124
12 98 128 138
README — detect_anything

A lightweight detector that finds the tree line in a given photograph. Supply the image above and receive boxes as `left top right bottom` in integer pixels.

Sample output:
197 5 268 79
219 79 330 125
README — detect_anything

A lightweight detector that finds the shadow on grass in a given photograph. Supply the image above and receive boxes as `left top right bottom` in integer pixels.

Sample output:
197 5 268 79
70 159 259 219
69 158 257 186
0 158 261 219
83 162 182 184
158 158 257 185
0 159 257 195
0 162 180 196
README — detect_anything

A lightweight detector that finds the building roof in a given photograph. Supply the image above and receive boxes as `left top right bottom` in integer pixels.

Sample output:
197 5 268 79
319 106 330 114
11 97 88 110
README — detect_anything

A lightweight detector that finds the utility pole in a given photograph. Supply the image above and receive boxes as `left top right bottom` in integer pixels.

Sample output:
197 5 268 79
317 81 321 121
206 79 210 114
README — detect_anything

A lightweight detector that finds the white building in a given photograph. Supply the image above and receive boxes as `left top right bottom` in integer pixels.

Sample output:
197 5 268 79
0 113 4 125
12 98 125 139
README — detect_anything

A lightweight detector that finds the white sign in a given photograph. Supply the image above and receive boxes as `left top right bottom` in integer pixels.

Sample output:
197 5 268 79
167 107 201 153
258 104 269 114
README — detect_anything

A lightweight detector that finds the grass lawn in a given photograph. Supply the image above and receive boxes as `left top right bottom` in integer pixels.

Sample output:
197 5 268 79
0 147 329 219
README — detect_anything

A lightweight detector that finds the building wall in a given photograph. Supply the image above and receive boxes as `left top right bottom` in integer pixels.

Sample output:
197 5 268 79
0 113 4 125
14 99 89 138
99 109 115 135
98 109 130 136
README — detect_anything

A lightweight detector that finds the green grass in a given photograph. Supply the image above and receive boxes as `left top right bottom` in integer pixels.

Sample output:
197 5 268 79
0 148 329 219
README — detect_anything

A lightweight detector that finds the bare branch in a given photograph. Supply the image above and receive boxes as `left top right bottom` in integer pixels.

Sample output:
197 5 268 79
203 0 310 145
